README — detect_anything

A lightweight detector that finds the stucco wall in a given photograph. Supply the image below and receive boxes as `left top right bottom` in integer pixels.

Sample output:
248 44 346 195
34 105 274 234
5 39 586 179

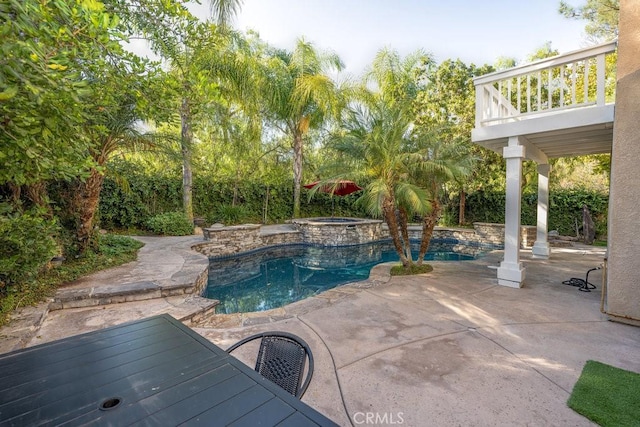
606 0 640 325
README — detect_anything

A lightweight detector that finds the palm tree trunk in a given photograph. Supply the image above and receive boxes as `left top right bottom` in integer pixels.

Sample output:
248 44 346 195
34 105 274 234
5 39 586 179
7 183 21 205
398 206 412 262
25 182 51 216
181 97 194 222
292 132 303 218
75 168 105 253
417 199 442 265
459 189 466 225
232 169 240 207
383 198 410 267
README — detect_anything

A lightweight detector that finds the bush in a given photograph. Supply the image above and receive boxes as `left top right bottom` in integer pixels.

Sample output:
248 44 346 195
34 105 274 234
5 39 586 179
0 206 58 295
97 160 369 229
211 204 249 225
146 212 193 236
98 234 145 256
458 189 608 237
0 233 144 327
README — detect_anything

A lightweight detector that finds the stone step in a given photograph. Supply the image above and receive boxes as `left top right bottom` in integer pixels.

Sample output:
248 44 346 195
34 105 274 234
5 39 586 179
22 295 219 349
50 280 201 311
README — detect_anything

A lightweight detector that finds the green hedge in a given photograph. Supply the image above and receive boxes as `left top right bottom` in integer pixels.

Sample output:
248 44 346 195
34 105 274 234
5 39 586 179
444 189 608 237
97 164 607 238
0 205 58 295
146 212 194 236
98 170 367 229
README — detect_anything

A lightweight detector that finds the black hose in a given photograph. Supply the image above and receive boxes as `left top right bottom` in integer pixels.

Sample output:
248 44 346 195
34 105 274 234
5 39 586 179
562 266 601 292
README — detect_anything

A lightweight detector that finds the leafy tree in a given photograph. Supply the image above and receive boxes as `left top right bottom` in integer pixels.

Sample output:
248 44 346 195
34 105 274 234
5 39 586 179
261 39 345 218
0 0 126 196
559 0 619 41
1 0 172 254
324 49 435 267
407 138 474 263
209 0 244 30
199 32 273 207
327 100 430 267
72 86 155 251
115 0 237 222
414 59 494 224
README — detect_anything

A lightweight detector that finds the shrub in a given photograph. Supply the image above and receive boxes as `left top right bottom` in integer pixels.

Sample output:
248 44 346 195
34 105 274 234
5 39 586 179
98 234 145 256
146 212 193 236
212 204 249 225
0 233 144 327
0 205 58 296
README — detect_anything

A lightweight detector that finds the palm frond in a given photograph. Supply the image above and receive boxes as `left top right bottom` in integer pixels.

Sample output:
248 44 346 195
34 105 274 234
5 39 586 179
209 0 243 29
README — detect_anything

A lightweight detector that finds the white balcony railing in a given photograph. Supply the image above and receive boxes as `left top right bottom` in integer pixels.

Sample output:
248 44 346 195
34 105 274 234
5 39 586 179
474 41 617 128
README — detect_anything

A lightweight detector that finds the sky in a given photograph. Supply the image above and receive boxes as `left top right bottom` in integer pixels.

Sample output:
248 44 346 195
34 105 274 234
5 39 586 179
187 0 590 76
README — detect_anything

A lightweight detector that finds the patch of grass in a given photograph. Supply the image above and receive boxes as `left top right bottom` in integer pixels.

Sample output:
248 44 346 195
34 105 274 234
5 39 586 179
0 235 144 327
390 263 433 276
592 240 608 247
568 360 640 427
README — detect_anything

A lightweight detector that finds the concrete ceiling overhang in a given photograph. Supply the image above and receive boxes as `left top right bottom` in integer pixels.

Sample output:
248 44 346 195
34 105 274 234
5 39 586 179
471 104 615 160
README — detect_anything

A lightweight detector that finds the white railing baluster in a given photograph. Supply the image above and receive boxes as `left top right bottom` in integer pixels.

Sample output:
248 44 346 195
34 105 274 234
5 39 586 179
584 59 590 104
517 76 521 112
473 41 616 126
596 53 605 105
560 65 565 107
527 74 531 113
537 71 541 111
547 68 552 110
571 63 577 105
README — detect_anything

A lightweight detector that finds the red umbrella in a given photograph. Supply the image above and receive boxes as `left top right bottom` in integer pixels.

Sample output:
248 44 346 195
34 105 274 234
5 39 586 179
303 180 362 196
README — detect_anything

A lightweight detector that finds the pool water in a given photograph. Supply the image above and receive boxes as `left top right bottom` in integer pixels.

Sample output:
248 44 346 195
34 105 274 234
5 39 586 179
205 240 483 314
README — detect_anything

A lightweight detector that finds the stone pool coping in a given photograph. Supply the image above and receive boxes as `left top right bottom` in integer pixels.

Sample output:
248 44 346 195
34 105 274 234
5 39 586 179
0 235 215 353
194 222 520 258
0 223 538 353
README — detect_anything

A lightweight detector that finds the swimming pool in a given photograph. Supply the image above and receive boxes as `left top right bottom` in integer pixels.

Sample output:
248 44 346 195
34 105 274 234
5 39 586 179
204 240 488 314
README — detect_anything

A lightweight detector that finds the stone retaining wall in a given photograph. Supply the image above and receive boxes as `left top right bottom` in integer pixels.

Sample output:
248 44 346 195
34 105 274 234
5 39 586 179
293 219 385 246
193 221 537 258
472 222 536 248
196 224 263 257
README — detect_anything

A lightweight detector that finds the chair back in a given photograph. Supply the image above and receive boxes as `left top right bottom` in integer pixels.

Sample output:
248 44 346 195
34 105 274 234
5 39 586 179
227 332 314 398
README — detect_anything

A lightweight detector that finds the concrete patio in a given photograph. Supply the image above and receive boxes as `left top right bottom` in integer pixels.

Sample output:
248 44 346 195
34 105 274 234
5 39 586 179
1 236 639 426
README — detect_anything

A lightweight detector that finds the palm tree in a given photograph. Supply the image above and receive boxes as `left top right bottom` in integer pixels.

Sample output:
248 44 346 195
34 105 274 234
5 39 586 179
209 0 244 29
261 39 344 218
326 100 430 267
74 93 152 252
322 49 434 266
323 48 476 269
405 138 475 265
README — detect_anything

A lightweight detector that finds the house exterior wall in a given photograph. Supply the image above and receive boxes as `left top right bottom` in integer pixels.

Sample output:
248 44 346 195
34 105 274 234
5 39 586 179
606 0 640 326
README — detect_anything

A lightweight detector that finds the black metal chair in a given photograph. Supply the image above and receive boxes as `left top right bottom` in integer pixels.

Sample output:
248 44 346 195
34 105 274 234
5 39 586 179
226 331 314 398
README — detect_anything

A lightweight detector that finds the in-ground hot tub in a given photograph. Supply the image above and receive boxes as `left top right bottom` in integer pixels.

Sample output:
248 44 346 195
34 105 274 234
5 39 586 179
291 217 384 246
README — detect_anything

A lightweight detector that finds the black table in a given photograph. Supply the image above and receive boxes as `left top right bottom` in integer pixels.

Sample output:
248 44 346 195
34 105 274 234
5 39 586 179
0 314 338 426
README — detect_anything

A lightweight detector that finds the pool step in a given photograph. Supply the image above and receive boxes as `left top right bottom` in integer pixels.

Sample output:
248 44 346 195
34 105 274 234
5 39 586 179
51 281 203 310
50 256 211 311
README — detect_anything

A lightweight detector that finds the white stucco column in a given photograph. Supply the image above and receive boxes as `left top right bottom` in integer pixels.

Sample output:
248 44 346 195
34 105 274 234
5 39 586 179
497 137 526 288
532 163 551 258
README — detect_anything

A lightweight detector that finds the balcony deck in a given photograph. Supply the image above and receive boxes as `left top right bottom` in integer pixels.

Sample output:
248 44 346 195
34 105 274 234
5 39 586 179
471 41 617 160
